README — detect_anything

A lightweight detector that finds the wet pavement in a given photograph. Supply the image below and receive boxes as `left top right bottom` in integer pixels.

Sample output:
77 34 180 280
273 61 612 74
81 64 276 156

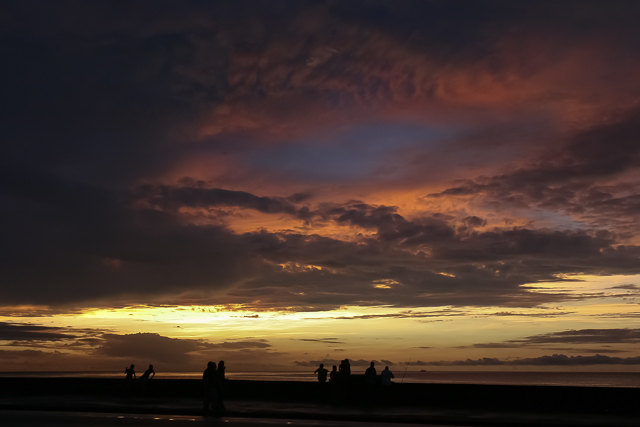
1 394 639 426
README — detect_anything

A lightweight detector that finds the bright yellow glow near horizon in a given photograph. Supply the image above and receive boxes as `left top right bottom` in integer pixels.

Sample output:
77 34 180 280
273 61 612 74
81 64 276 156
1 273 639 370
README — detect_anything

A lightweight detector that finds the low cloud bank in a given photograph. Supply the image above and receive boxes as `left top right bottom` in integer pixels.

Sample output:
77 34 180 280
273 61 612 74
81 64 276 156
406 354 640 366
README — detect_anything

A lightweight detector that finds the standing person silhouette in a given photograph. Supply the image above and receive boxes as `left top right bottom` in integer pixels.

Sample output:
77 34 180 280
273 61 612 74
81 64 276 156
340 359 351 378
314 363 328 382
124 364 136 380
217 361 227 410
364 362 376 385
217 360 226 380
364 361 377 406
338 359 351 404
329 365 340 405
380 366 394 401
203 361 222 413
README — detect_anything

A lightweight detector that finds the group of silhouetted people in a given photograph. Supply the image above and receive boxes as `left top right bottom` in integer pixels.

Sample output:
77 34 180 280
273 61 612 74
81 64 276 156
121 358 396 412
124 364 155 387
364 361 395 386
314 359 393 386
314 358 353 383
314 359 395 405
123 361 227 413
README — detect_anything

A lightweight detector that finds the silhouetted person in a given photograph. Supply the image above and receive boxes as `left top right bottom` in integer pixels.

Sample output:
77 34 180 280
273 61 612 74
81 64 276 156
217 360 227 410
330 365 339 383
380 366 394 401
380 366 394 385
363 361 377 406
139 364 155 387
217 360 226 381
203 361 223 413
364 362 377 385
329 365 340 404
339 359 351 378
125 364 136 380
314 363 328 382
337 359 351 405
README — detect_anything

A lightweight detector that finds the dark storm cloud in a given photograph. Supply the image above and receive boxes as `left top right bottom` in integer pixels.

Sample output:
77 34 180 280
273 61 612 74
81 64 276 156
0 171 273 305
511 329 640 345
135 183 307 217
468 328 640 351
0 349 65 361
296 338 344 344
542 348 627 354
609 284 640 290
0 1 265 306
137 189 457 242
594 312 640 319
74 338 104 347
218 224 638 311
294 359 392 368
406 354 640 366
131 188 640 309
216 0 640 134
467 343 520 349
485 311 575 318
136 187 458 245
209 340 271 350
435 228 613 259
429 108 640 233
2 168 639 310
3 0 640 312
504 354 640 366
3 0 639 185
327 309 467 320
0 332 281 370
0 322 76 341
1 1 229 186
323 203 455 244
97 333 272 364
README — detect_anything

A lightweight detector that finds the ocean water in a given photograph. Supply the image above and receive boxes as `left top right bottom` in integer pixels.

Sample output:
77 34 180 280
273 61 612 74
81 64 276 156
1 371 639 388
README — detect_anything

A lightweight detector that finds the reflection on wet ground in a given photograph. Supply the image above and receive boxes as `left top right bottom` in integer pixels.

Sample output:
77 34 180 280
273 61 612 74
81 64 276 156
2 395 640 427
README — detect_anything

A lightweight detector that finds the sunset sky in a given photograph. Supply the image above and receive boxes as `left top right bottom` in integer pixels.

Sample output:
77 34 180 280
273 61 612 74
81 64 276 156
3 0 640 373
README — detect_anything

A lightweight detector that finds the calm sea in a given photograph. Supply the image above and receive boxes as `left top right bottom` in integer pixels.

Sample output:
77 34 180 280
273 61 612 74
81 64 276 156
1 371 639 388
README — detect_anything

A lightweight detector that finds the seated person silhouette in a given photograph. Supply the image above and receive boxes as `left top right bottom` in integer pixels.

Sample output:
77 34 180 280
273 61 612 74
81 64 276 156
330 365 340 383
380 366 394 384
314 363 328 382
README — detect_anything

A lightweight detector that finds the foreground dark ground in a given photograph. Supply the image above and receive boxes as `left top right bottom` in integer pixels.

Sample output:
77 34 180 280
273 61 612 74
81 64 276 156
1 377 639 426
0 410 468 427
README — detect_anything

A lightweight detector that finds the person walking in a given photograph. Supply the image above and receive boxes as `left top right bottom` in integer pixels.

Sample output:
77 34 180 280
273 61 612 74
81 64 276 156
139 364 155 388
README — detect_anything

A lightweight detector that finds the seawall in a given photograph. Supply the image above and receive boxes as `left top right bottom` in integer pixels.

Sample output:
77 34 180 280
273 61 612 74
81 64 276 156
1 376 639 415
